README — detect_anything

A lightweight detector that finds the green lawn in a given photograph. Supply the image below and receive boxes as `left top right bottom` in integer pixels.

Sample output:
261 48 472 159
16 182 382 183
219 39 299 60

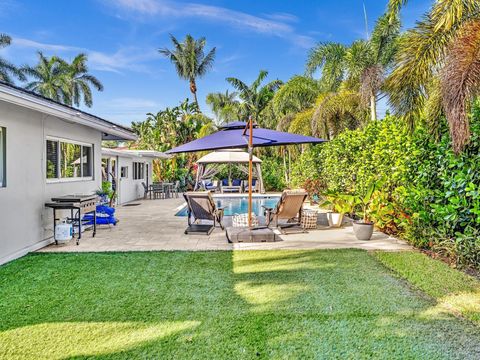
1 250 479 359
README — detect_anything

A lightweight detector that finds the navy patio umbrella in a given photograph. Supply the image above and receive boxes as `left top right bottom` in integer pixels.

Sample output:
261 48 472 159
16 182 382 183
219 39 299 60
166 121 325 154
166 119 326 227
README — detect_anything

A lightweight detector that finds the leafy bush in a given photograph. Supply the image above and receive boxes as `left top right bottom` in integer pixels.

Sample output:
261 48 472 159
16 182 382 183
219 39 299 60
261 157 286 191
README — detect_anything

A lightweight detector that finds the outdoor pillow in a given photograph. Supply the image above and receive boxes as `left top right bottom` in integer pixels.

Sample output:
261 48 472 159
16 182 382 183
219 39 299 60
232 179 241 186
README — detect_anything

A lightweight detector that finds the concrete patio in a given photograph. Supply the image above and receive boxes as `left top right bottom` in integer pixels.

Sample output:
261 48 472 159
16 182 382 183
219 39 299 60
38 197 412 253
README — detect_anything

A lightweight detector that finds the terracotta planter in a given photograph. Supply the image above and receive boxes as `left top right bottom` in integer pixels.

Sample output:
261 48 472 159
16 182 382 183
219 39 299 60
353 220 374 240
327 212 344 228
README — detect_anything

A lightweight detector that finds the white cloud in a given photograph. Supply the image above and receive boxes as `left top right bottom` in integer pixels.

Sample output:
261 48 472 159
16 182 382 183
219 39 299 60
104 0 315 48
7 37 159 73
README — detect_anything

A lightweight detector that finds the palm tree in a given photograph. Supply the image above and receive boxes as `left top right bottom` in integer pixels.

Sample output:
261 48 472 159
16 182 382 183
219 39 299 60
23 52 70 103
0 34 26 84
159 34 216 109
386 0 480 153
306 13 400 121
226 70 282 121
205 90 240 123
63 54 103 107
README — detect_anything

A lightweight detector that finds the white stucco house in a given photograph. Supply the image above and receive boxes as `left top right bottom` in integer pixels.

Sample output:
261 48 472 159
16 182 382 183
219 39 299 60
101 148 169 205
0 82 138 265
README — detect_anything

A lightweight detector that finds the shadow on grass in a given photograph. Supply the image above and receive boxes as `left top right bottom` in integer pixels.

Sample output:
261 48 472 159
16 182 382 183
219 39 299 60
0 250 480 359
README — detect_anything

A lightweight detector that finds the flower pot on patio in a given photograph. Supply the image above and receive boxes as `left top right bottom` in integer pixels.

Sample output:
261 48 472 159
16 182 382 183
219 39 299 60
327 212 344 228
353 220 374 240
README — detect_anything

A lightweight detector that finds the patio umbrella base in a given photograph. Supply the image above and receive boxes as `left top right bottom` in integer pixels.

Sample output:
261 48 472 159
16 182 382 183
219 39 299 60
226 226 278 243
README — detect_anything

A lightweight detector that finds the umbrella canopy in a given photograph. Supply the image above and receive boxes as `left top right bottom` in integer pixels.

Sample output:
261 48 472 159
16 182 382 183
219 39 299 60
166 122 325 154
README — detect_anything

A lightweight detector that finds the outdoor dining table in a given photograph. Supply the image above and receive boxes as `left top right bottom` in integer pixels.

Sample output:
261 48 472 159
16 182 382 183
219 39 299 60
149 182 174 199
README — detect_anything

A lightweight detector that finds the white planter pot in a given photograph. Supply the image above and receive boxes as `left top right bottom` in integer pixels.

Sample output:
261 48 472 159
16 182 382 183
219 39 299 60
327 212 344 228
353 221 374 240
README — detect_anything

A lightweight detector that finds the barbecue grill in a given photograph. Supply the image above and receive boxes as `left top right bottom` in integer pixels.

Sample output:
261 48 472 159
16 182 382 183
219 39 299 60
45 194 97 245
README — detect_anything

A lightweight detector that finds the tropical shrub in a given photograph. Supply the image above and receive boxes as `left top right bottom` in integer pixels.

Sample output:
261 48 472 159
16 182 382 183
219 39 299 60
261 157 286 191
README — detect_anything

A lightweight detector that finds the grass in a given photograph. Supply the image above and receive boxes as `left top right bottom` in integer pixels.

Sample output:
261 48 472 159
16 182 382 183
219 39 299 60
0 250 479 359
373 251 480 325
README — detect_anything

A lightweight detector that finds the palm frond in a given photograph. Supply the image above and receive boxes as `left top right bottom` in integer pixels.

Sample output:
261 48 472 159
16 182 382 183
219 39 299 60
441 19 480 153
197 47 216 76
226 77 250 97
305 42 347 91
251 70 269 91
387 0 408 22
0 33 11 48
385 14 456 127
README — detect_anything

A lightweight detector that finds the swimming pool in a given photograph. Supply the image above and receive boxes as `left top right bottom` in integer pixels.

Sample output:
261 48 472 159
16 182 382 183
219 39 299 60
175 195 281 217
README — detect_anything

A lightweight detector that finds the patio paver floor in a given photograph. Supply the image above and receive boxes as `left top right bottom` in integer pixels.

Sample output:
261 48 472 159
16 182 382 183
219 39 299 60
38 197 412 253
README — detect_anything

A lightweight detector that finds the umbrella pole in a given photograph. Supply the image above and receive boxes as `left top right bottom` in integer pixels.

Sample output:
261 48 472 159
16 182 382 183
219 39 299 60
248 116 253 228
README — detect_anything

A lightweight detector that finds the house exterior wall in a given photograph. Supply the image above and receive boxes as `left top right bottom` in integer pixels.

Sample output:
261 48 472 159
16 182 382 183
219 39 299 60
0 100 102 265
116 156 152 204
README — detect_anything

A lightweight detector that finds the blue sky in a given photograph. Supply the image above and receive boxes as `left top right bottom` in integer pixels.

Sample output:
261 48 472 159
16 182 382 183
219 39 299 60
0 0 430 126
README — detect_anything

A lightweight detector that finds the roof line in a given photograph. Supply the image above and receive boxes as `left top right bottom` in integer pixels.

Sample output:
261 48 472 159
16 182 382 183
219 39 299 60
0 81 136 140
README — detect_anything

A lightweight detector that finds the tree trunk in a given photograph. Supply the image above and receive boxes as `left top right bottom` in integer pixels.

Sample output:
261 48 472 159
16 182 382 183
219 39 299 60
190 79 199 110
370 93 377 121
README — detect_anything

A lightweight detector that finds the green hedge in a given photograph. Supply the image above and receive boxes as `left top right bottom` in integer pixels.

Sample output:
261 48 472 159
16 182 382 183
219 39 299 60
291 104 480 269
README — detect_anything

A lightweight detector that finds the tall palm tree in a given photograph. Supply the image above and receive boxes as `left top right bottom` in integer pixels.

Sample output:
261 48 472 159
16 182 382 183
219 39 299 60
226 70 282 121
205 90 240 123
23 52 70 103
306 13 400 121
386 0 480 153
0 34 26 84
159 34 216 110
63 53 103 107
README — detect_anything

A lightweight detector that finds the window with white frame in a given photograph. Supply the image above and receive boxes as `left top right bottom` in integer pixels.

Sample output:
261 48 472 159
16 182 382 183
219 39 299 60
46 138 93 180
120 166 128 178
132 162 144 180
0 127 5 187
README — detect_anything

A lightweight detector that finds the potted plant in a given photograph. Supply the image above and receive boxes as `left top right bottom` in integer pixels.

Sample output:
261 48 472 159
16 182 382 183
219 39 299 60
352 177 385 240
322 191 354 228
96 181 114 204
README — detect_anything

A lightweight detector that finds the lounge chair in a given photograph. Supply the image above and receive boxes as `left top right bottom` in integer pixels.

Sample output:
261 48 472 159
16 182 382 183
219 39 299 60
263 189 308 234
202 179 218 192
183 192 224 235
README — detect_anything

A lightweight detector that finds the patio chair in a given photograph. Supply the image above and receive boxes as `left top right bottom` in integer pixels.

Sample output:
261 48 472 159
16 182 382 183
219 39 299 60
183 192 224 235
263 189 308 234
172 180 180 198
151 183 165 199
142 182 153 199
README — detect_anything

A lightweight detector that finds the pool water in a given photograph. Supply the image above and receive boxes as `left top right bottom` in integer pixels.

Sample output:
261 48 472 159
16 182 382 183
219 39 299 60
176 196 280 217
